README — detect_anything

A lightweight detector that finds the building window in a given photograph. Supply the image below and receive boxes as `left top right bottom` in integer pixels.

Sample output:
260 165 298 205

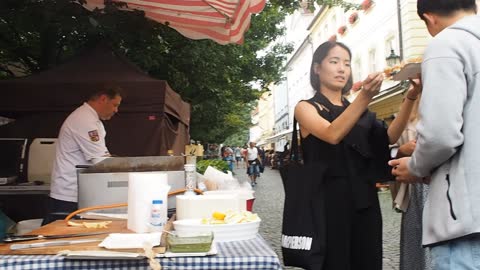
385 36 396 56
368 49 376 73
354 58 362 82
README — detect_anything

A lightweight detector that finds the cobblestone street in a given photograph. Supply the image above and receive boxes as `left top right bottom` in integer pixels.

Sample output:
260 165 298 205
233 164 400 269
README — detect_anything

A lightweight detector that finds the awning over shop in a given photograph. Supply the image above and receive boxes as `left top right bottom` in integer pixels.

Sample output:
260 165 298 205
371 80 404 104
256 139 267 146
83 0 266 45
265 128 293 143
265 128 293 152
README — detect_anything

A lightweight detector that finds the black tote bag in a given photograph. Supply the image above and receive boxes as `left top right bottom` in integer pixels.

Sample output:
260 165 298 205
280 117 327 269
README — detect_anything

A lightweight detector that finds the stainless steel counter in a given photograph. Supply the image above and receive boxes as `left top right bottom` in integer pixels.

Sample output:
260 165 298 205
0 185 50 195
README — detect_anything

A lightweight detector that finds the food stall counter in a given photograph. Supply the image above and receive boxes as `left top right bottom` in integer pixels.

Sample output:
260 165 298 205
0 220 282 270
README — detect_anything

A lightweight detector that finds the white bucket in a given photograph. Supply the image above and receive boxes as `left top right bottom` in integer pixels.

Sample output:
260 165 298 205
16 219 43 235
203 190 255 200
203 190 255 211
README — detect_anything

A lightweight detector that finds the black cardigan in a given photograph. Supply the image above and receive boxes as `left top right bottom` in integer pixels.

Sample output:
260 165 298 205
300 93 392 209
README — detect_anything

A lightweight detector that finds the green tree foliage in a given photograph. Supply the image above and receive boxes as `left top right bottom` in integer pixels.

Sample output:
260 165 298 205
223 129 250 148
0 0 355 143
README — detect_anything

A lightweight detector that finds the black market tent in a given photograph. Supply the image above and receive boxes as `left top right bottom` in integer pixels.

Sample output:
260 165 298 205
0 44 191 157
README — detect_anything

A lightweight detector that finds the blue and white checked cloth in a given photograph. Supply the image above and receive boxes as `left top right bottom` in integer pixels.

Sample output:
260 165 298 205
0 234 282 270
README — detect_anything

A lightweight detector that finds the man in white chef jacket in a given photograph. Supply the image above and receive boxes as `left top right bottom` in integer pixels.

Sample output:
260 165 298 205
43 85 123 224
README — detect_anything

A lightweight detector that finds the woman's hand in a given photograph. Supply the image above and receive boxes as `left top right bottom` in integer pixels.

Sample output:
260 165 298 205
360 72 384 99
397 140 416 157
406 78 422 100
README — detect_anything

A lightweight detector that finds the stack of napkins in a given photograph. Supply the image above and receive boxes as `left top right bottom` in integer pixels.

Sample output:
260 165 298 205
99 233 162 249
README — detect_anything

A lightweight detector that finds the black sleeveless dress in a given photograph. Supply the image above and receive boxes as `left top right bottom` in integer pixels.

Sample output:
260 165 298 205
299 92 391 270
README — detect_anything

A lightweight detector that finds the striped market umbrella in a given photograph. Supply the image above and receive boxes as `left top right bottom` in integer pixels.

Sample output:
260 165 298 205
84 0 266 44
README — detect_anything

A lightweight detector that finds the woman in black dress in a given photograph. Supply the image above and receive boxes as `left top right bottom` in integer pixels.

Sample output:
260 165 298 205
294 41 420 270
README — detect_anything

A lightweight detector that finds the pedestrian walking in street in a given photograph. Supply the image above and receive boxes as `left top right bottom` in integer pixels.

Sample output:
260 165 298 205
223 145 234 172
258 146 266 173
241 145 248 169
246 141 261 187
292 40 420 270
389 91 432 270
390 1 480 269
234 146 243 169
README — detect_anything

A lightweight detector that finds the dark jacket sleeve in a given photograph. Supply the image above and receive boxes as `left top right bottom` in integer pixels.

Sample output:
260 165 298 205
368 118 393 183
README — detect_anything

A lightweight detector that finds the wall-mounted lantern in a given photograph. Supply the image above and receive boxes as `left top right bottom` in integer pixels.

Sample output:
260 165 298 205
385 49 400 67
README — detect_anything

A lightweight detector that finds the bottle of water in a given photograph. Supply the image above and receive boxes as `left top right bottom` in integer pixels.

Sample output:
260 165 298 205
150 200 166 232
184 164 197 195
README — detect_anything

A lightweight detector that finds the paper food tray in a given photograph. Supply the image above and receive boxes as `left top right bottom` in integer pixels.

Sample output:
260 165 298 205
99 233 162 249
392 63 421 81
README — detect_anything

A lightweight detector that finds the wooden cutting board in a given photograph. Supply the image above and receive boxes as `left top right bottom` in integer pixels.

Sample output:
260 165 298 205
0 220 166 255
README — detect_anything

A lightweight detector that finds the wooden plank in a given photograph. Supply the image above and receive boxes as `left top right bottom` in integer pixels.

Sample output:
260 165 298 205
0 220 166 255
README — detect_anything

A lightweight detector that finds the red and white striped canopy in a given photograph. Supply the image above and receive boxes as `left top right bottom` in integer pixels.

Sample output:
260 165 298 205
84 0 266 44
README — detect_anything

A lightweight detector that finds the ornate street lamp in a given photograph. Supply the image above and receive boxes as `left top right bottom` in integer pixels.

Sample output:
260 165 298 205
386 49 401 67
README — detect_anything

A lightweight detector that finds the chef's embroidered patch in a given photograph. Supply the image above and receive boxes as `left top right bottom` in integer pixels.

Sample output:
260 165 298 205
88 130 99 142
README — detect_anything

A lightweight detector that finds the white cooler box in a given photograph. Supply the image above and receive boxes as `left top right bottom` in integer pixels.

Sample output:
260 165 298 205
77 156 185 211
28 138 57 183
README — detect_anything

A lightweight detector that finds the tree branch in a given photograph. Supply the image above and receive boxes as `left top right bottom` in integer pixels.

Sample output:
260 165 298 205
0 20 40 73
0 64 16 77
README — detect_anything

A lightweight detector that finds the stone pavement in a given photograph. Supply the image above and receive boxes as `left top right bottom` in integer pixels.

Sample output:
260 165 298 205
233 164 400 269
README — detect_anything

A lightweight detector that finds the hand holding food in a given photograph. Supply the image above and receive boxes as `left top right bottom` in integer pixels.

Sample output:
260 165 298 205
398 140 416 157
361 72 384 98
406 78 422 99
385 57 422 80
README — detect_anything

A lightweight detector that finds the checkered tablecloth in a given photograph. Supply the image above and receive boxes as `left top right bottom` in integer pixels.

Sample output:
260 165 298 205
0 234 282 270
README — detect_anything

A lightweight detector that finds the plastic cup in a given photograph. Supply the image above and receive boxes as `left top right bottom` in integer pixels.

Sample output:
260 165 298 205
246 198 255 211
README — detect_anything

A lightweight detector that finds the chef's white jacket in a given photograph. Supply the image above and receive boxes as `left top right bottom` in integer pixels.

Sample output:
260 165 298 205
50 103 110 202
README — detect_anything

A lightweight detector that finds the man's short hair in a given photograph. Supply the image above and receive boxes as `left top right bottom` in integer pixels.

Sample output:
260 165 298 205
417 0 477 21
89 84 124 101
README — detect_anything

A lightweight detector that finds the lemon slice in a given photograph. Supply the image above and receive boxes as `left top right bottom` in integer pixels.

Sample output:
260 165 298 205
212 211 226 220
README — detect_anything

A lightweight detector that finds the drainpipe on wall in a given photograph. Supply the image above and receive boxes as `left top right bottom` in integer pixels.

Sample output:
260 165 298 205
397 0 404 61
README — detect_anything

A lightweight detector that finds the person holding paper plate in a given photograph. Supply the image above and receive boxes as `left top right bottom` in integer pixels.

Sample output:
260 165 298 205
290 41 420 270
390 0 480 269
388 87 432 270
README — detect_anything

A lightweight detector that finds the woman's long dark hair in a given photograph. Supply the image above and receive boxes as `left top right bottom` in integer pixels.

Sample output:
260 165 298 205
310 41 353 95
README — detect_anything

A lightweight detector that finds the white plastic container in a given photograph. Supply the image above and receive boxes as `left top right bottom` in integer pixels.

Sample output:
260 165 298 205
127 172 170 233
176 194 243 220
203 190 255 211
173 218 261 242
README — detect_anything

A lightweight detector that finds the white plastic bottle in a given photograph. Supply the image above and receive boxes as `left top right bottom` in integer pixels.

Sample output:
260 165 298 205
150 200 166 232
